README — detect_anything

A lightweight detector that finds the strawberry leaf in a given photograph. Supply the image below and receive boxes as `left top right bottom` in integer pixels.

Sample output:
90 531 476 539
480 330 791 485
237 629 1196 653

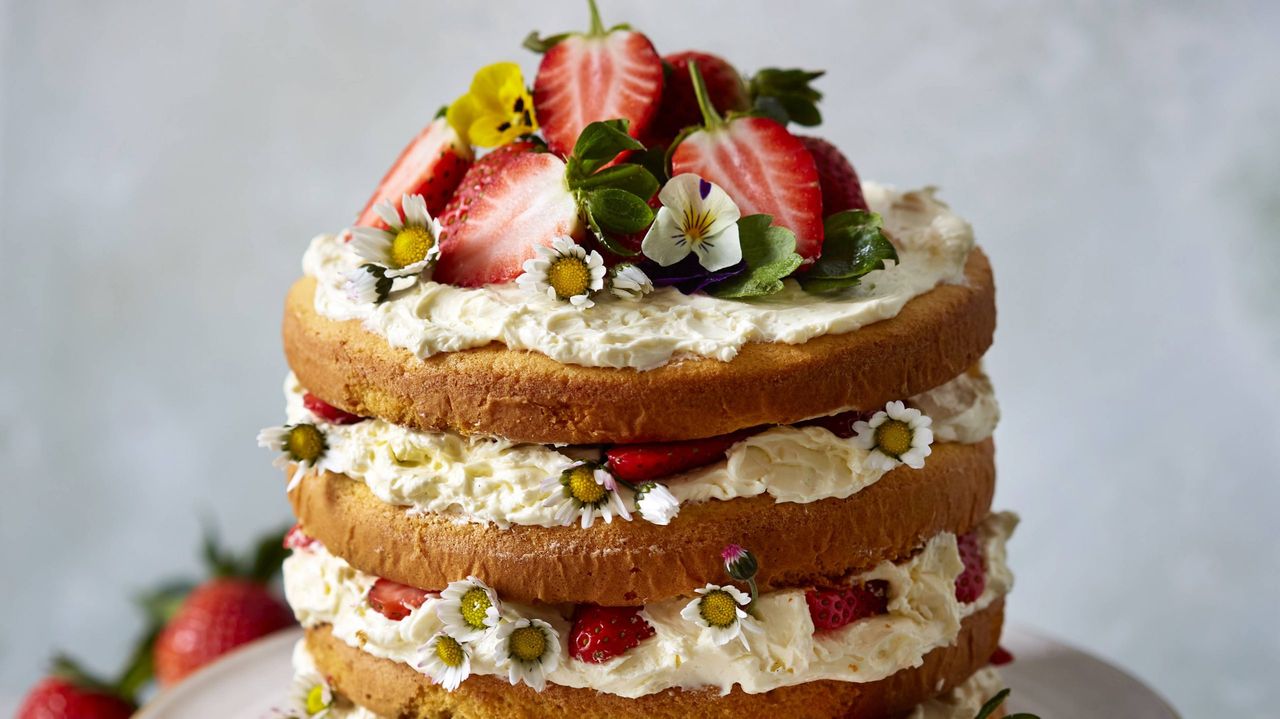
749 68 825 127
587 188 654 234
574 163 658 199
522 30 573 53
798 210 897 293
707 215 804 299
567 119 646 179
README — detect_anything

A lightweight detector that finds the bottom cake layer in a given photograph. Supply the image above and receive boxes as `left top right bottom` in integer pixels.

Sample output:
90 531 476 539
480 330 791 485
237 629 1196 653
298 599 1003 719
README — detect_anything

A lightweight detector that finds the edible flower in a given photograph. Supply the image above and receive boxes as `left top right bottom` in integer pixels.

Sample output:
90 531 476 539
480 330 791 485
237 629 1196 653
257 423 327 491
609 263 654 301
289 669 333 718
417 631 472 692
680 584 759 648
494 617 562 691
642 173 742 271
345 193 441 303
437 576 503 642
852 401 934 471
541 460 632 528
634 481 680 525
447 62 538 148
517 237 607 307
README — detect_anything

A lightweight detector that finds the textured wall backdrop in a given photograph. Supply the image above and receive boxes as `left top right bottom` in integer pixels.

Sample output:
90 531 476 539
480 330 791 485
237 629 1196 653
2 1 1277 716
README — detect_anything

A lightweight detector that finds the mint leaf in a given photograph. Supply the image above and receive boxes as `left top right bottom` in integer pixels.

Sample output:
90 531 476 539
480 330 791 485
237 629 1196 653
749 68 824 127
567 119 646 180
798 210 897 293
707 215 804 299
587 188 654 234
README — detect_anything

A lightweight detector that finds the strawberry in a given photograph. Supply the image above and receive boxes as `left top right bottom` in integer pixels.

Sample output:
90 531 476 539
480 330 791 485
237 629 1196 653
367 578 432 621
805 580 890 632
797 135 869 216
568 605 656 664
282 524 317 550
605 430 755 482
955 530 987 603
433 142 582 287
355 117 473 229
799 408 877 439
153 578 295 685
990 645 1015 666
646 51 749 148
302 392 364 425
16 677 135 719
529 0 664 156
670 64 824 260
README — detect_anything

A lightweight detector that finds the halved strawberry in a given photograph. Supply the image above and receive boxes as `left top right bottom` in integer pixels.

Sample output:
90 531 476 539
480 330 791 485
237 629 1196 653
282 524 317 550
670 64 824 260
355 117 473 229
367 578 431 621
302 392 364 425
955 530 987 603
805 580 889 632
530 0 664 156
605 430 756 482
568 605 656 664
797 135 869 216
646 51 749 148
434 142 582 287
799 408 877 439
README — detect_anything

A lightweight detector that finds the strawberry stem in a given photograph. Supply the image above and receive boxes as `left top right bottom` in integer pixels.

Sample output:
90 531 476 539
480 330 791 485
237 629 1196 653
688 61 725 130
587 0 605 35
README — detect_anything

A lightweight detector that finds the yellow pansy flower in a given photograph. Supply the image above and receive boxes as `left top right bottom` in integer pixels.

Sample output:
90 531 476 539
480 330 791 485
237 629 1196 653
447 62 538 148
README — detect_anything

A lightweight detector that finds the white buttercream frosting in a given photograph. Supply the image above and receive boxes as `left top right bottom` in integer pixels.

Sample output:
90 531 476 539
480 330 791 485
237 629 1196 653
283 513 1015 698
285 369 998 529
302 184 975 371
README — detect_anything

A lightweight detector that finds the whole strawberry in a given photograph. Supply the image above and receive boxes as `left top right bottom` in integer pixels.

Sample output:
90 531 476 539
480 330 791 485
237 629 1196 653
797 135 869 216
646 51 749 148
568 605 656 664
16 657 138 719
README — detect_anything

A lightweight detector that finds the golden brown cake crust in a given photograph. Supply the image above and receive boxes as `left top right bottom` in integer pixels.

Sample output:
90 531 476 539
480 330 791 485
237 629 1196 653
290 440 994 605
306 599 1003 719
282 249 995 445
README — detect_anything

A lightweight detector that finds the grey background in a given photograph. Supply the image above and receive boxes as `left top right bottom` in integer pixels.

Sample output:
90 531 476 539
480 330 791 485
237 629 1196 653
2 1 1277 716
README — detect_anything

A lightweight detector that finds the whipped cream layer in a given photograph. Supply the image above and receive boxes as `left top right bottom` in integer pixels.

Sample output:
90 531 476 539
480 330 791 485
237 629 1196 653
292 640 1005 719
285 369 998 529
284 512 1015 699
303 184 976 370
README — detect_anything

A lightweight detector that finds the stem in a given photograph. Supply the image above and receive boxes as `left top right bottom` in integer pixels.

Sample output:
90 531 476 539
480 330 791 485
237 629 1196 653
688 61 724 130
587 0 605 35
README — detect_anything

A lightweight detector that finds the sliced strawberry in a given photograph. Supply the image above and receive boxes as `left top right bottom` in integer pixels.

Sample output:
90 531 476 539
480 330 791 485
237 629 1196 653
646 51 749 148
434 142 582 287
303 392 364 425
797 135 869 216
282 524 317 550
805 580 890 632
605 430 755 482
355 117 473 229
798 408 877 439
531 1 664 156
568 605 656 664
955 530 987 603
367 578 431 621
670 65 824 260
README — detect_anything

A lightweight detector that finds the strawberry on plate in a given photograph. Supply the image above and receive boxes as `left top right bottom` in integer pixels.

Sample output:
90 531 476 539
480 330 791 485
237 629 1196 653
568 604 657 664
367 578 433 621
528 0 664 156
433 142 583 287
16 663 136 719
646 51 749 148
805 580 890 632
605 430 756 482
355 117 473 229
670 63 824 260
797 135 869 216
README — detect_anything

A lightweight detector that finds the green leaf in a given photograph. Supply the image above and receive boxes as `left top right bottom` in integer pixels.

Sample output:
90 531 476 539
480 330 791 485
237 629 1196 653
567 119 646 180
248 524 292 583
587 188 654 234
634 145 670 185
574 163 659 199
973 689 1010 719
523 30 572 53
749 67 825 127
798 210 898 293
582 205 639 256
707 215 804 299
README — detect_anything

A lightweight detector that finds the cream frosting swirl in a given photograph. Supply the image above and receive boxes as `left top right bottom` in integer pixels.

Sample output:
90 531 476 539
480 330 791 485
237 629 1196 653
283 512 1015 698
302 184 975 371
285 369 998 529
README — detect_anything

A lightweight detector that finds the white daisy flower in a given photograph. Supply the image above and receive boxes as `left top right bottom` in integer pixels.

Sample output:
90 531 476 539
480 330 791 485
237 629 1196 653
343 264 417 305
345 194 441 301
642 173 742 271
257 423 327 491
680 583 759 649
635 482 680 525
437 576 502 642
516 236 607 308
289 669 333 718
416 632 471 692
540 461 632 528
852 400 934 471
494 617 562 692
609 263 654 301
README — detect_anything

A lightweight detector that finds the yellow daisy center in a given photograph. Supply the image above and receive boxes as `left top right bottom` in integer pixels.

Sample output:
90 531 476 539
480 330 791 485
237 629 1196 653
546 256 592 299
434 635 465 668
304 684 329 714
699 590 739 628
509 625 548 662
565 466 606 505
286 425 325 463
390 226 435 269
680 206 716 243
875 419 914 458
459 587 492 629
